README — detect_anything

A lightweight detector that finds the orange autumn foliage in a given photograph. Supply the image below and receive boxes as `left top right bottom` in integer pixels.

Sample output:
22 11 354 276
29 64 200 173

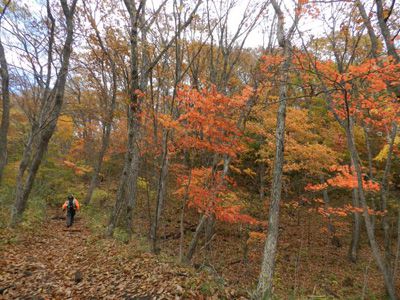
168 85 260 226
62 160 92 176
171 85 247 157
313 204 387 218
305 165 380 192
297 55 400 129
175 167 260 225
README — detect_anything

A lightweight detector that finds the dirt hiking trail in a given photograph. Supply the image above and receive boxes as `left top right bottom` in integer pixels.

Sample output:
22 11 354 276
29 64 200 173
0 211 233 299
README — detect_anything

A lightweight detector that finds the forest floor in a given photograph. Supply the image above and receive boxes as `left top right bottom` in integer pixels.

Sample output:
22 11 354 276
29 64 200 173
0 210 241 300
133 199 400 299
1 202 399 299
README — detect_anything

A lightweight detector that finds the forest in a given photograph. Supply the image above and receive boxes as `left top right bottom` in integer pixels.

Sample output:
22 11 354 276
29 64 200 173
1 0 400 299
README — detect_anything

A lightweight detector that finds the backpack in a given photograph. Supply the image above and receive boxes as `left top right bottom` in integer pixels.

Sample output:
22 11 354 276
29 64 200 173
67 198 76 211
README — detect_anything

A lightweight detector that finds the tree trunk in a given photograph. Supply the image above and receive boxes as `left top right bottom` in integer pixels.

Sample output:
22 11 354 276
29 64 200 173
126 132 140 237
204 214 216 263
255 15 292 295
12 127 58 224
185 214 207 263
345 123 398 300
151 129 169 253
363 126 376 228
374 0 400 95
106 152 130 237
106 0 141 238
375 0 400 62
355 0 379 60
349 187 361 262
0 35 10 184
381 123 398 268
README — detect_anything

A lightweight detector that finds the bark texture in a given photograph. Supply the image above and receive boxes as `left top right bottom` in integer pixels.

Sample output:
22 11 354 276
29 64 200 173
255 1 298 296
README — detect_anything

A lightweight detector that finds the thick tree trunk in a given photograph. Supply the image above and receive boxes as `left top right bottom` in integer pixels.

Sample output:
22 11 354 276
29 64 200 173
0 37 10 184
106 0 141 238
124 0 141 238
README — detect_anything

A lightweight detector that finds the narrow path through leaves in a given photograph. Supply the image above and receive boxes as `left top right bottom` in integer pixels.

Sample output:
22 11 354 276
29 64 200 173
0 211 224 299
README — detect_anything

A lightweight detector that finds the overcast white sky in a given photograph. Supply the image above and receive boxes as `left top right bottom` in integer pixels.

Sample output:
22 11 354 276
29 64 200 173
146 0 333 49
3 0 386 77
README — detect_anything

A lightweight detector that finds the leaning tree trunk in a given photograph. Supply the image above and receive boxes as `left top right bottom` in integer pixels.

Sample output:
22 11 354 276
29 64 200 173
185 214 207 263
0 34 10 184
345 123 398 300
381 123 398 269
151 129 169 253
375 0 400 63
10 0 78 226
106 149 130 236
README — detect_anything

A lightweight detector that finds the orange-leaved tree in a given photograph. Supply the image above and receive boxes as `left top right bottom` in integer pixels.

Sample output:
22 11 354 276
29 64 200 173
162 84 259 262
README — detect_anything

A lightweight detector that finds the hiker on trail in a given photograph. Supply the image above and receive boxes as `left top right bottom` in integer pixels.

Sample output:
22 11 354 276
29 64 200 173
62 195 80 227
